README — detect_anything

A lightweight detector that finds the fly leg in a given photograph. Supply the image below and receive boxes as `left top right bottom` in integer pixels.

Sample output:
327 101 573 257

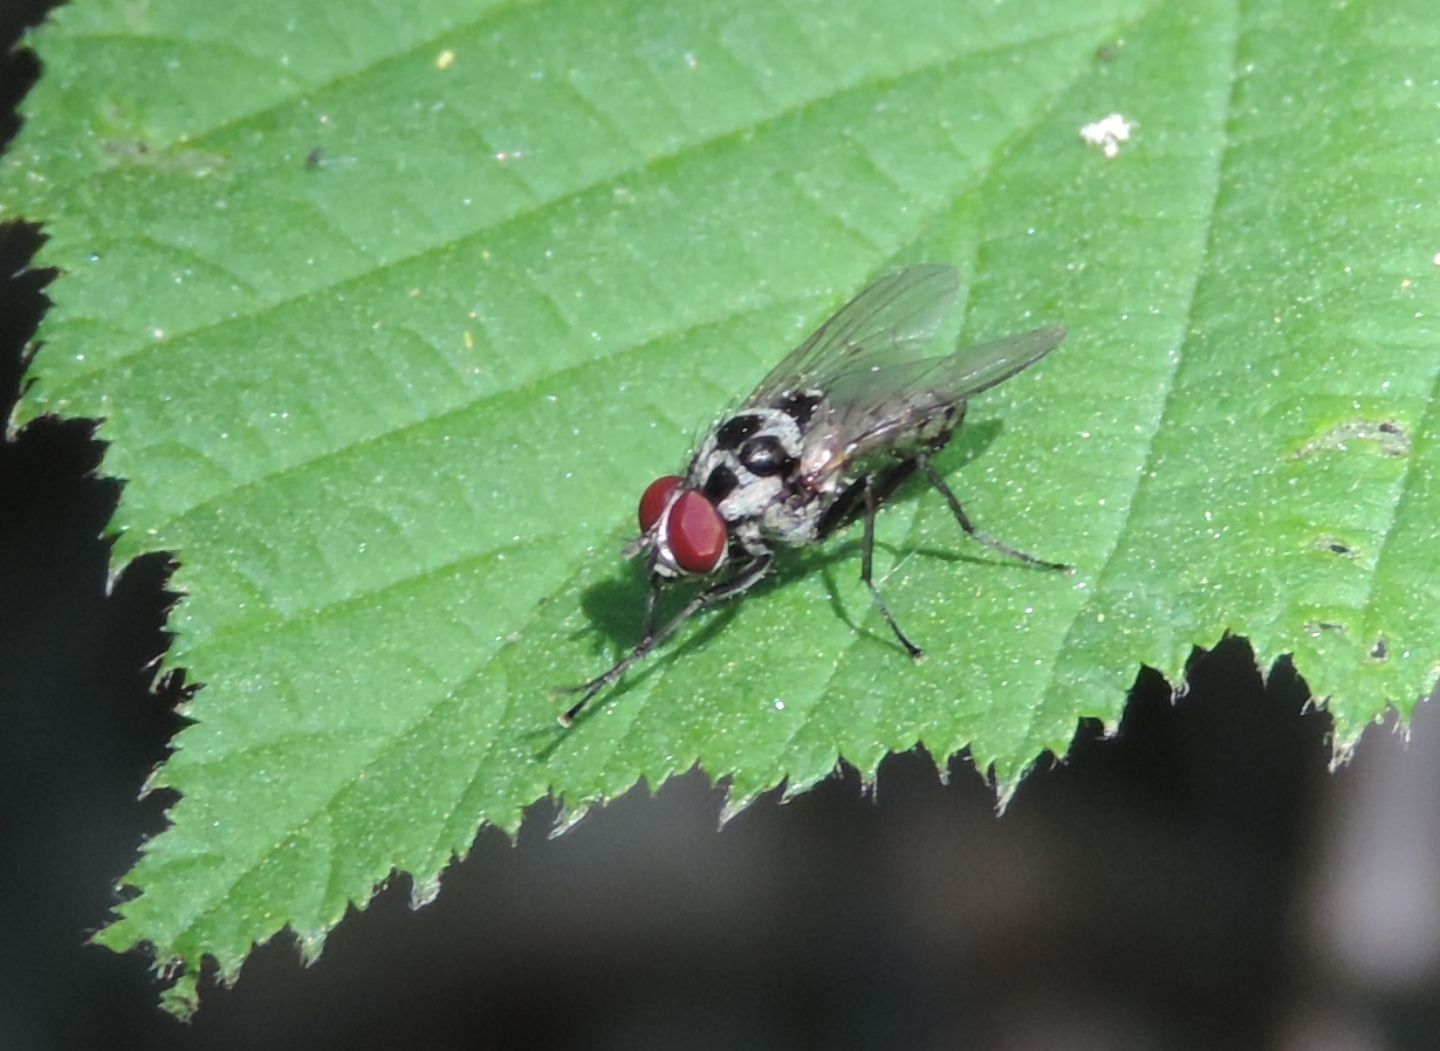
815 459 918 540
916 453 1071 572
860 473 924 659
559 553 774 726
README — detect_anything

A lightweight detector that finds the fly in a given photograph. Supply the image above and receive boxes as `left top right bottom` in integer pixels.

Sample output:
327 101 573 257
559 264 1069 726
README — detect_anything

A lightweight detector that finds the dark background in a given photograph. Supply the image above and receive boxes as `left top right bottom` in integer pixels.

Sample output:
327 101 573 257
4 5 1439 1048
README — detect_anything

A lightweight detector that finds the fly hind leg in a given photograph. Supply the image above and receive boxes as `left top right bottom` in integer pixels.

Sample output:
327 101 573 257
915 452 1071 572
859 473 924 659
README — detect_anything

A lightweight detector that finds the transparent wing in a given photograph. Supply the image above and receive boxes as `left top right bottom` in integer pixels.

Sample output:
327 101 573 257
800 325 1066 478
743 264 960 407
823 324 1066 412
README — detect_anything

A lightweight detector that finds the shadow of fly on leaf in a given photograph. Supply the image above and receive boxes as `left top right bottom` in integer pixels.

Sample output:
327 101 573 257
556 264 1071 727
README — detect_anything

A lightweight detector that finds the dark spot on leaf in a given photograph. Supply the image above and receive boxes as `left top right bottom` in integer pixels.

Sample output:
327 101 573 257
1370 637 1388 660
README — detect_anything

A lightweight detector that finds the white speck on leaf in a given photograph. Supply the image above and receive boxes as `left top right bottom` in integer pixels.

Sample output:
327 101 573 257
1080 113 1136 158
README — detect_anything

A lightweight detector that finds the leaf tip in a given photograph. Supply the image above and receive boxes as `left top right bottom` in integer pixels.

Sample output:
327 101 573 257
549 803 592 839
718 789 762 828
409 873 443 911
158 971 201 1022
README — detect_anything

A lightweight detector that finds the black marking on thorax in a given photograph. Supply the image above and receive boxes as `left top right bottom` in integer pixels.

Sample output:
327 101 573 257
714 413 764 450
703 464 739 503
692 407 807 540
775 390 822 428
738 434 794 477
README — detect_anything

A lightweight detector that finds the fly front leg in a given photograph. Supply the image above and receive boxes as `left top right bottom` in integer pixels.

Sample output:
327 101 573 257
638 573 662 642
860 473 924 659
559 554 775 726
916 453 1071 572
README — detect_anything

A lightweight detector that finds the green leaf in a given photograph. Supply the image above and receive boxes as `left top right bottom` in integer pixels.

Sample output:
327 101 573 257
5 0 1439 1017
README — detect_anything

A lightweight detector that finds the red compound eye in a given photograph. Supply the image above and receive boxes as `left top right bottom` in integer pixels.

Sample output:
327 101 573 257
667 490 727 574
638 475 683 533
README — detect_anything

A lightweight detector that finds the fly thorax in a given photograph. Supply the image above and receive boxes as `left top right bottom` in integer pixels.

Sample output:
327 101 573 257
690 408 803 526
720 473 787 522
